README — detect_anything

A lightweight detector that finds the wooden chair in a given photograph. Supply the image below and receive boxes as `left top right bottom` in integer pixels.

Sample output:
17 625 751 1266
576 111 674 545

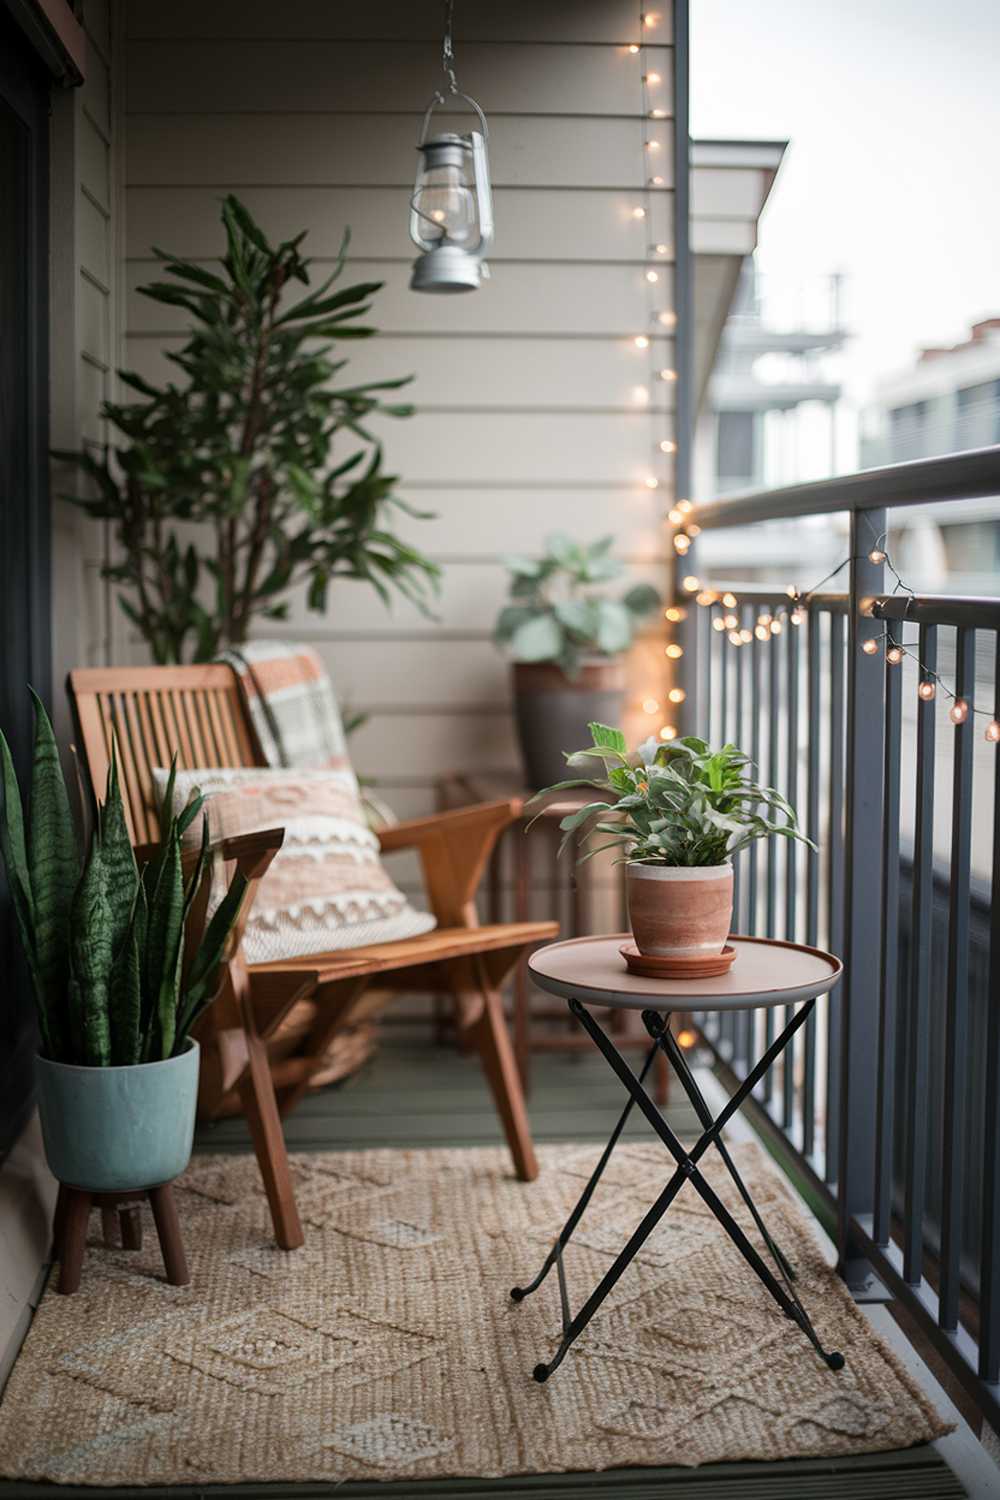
68 666 558 1251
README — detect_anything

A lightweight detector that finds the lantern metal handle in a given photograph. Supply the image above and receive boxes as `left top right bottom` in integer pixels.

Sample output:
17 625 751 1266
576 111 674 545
417 88 490 146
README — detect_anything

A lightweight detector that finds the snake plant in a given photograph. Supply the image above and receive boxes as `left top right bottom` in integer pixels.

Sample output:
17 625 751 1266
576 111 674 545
0 693 248 1066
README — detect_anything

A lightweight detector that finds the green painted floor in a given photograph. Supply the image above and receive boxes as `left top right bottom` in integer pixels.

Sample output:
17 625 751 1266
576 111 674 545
0 1029 965 1499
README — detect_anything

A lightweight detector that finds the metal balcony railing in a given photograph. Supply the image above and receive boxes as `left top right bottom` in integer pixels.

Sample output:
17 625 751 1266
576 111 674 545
675 444 1000 1427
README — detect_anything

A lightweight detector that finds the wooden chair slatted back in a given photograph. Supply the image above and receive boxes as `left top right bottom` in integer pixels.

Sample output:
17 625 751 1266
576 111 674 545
68 666 264 843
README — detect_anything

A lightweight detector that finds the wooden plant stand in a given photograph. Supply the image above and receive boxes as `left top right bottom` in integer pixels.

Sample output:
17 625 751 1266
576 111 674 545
52 1182 189 1295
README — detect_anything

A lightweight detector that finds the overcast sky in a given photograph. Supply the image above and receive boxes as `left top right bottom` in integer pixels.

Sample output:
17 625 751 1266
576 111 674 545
691 0 1000 403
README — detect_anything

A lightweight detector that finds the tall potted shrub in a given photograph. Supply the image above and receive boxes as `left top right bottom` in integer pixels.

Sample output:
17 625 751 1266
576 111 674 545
0 695 248 1192
535 724 813 958
494 534 660 790
54 195 440 663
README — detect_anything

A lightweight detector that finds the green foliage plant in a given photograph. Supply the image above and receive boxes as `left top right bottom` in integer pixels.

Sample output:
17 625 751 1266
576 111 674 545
494 533 661 679
533 722 815 868
0 694 249 1066
54 194 440 663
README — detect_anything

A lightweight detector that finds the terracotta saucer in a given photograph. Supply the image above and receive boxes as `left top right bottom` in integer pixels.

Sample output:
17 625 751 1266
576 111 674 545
619 942 737 980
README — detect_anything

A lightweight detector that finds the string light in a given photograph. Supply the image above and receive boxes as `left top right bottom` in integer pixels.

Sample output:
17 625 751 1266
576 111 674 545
918 680 936 701
722 592 737 609
634 334 649 349
862 638 879 655
667 507 683 524
728 631 743 646
695 590 717 606
723 612 738 629
886 644 903 665
665 643 684 659
659 725 677 741
628 43 640 53
869 548 886 564
654 242 669 255
649 175 664 186
649 108 667 119
677 1027 697 1049
664 605 686 622
986 721 1000 743
950 698 969 725
659 439 676 453
673 533 690 553
754 623 769 642
712 617 726 632
682 576 700 592
642 697 660 714
646 139 661 151
632 206 646 219
676 499 693 514
668 687 686 703
645 268 659 282
658 311 676 327
644 475 659 488
769 618 783 635
790 608 804 625
642 11 658 26
658 367 677 381
644 70 661 83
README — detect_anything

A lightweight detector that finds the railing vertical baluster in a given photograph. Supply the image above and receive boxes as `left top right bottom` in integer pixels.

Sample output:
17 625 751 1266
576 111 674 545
803 605 822 1161
763 627 781 1104
748 621 761 936
939 626 976 1329
825 610 846 1184
979 634 1000 1382
903 623 937 1285
873 632 902 1246
733 607 745 931
783 612 800 1130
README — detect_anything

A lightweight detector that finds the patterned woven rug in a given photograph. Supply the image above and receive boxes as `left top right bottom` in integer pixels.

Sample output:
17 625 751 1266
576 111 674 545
0 1142 949 1486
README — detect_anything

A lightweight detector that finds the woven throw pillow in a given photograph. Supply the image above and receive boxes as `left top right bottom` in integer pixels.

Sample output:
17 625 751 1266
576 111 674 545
152 766 436 965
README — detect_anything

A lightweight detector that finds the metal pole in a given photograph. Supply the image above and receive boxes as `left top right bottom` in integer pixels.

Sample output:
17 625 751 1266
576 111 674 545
672 0 696 735
837 506 887 1284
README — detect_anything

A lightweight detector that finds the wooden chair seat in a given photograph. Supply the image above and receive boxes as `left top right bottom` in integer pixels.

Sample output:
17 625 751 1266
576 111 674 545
68 665 560 1252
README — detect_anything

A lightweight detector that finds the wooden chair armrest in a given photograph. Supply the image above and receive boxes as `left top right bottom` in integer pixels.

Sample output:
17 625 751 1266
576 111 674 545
134 826 285 880
378 800 522 928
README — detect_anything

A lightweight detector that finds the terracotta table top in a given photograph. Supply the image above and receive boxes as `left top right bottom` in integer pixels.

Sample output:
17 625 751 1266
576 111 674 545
528 934 843 1013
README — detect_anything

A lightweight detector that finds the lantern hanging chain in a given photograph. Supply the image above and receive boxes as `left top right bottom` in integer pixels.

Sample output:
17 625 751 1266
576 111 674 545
441 0 459 96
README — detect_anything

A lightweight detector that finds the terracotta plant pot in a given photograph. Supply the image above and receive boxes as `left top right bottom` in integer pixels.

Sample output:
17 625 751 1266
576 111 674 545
626 864 734 958
512 658 626 792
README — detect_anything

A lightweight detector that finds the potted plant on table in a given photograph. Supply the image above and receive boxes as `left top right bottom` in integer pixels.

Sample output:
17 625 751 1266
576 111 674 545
494 533 660 790
533 723 813 960
0 694 249 1194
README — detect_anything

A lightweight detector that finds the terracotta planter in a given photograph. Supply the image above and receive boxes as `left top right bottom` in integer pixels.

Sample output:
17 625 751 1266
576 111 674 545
512 658 626 792
626 864 733 957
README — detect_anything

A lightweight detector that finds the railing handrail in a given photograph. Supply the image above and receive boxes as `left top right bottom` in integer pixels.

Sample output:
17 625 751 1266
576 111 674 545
693 445 1000 530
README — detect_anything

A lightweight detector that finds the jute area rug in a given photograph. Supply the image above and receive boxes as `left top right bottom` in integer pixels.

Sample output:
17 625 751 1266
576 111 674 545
0 1142 948 1487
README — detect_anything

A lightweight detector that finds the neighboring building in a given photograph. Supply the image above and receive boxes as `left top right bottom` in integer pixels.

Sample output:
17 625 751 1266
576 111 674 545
861 319 1000 590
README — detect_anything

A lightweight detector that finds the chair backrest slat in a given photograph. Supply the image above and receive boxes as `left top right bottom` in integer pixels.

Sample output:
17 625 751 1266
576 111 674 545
68 666 265 843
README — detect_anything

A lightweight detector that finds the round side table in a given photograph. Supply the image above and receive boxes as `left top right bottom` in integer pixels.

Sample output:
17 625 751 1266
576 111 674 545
510 933 843 1383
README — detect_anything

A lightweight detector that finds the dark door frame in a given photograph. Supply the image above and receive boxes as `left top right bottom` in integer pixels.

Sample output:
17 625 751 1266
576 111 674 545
0 7 52 1160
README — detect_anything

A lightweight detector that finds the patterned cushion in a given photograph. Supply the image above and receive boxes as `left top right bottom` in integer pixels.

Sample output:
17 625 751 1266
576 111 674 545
152 766 436 965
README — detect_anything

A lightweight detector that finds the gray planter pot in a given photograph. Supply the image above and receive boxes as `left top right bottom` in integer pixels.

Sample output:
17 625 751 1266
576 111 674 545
36 1039 200 1192
512 659 627 792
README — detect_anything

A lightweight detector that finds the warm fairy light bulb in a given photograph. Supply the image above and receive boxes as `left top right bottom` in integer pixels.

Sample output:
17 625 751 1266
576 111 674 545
658 311 676 327
770 618 783 635
673 533 690 553
628 43 640 53
676 499 693 514
682 575 700 592
869 548 887 565
649 175 664 186
646 139 661 151
739 628 753 644
712 617 726 633
644 475 659 489
667 507 683 524
862 638 879 655
645 268 659 282
950 698 969 725
695 590 717 606
859 596 876 617
634 334 650 349
659 367 677 381
786 585 798 600
664 605 685 622
918 680 936 701
654 243 669 255
755 624 769 642
644 70 661 83
649 108 667 119
659 725 677 741
758 613 772 626
886 644 903 665
687 523 701 537
722 592 737 609
665 643 684 659
723 612 738 629
790 609 804 626
642 11 658 26
677 1027 697 1049
728 631 743 646
659 438 676 453
668 687 686 704
986 720 1000 743
633 386 650 405
642 697 660 714
632 206 646 219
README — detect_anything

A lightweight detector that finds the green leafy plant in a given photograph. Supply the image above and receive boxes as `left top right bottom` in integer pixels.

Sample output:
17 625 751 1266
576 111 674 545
54 194 440 664
0 694 249 1066
533 723 815 868
495 533 660 678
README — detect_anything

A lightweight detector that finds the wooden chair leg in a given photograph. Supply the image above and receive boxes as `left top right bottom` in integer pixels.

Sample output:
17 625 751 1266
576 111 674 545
238 1028 305 1251
57 1189 91 1295
100 1205 119 1247
52 1182 69 1261
120 1204 143 1250
457 964 538 1183
148 1185 190 1287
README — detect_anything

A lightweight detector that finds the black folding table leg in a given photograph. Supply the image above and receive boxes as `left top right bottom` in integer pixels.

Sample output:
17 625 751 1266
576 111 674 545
510 1039 661 1302
644 1008 798 1285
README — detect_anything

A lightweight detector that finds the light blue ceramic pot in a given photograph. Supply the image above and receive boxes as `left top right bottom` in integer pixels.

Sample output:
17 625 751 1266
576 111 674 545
35 1039 200 1192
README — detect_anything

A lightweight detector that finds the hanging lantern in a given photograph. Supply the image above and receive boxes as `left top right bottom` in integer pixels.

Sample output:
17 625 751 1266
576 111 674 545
409 4 493 293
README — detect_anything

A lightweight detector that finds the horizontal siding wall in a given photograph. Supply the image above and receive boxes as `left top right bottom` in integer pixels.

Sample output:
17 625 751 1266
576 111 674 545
122 0 678 811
